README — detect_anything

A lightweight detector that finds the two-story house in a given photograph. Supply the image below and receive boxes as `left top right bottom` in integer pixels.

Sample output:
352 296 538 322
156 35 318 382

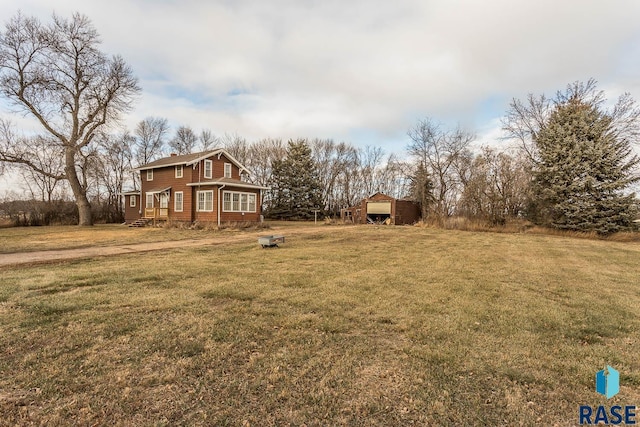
124 149 268 225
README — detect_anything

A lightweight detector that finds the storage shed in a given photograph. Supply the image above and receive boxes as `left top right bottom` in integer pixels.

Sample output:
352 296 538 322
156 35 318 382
340 192 420 225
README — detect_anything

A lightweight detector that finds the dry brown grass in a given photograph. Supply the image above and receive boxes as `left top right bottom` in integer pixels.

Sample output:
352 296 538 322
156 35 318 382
0 222 278 254
418 216 534 233
0 217 14 229
419 216 640 242
0 226 639 425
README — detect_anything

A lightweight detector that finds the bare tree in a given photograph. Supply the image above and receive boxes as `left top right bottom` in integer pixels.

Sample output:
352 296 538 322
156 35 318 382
16 135 66 203
0 12 140 225
327 142 360 211
407 118 474 218
310 139 356 213
377 154 411 199
1 120 66 192
169 126 198 155
458 147 530 223
358 145 385 197
243 138 283 187
94 131 134 222
501 93 550 163
221 133 249 165
197 129 218 152
134 117 168 166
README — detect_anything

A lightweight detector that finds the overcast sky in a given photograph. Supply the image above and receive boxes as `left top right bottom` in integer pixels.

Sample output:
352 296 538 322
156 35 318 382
1 0 640 193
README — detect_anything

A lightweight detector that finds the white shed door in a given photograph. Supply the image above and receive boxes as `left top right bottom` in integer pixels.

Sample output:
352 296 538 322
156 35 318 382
367 201 391 214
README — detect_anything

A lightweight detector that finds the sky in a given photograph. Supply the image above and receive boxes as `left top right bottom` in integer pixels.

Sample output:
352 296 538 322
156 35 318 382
1 0 640 194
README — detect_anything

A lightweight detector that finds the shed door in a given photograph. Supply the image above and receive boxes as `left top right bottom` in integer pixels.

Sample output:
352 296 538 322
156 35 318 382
367 201 391 215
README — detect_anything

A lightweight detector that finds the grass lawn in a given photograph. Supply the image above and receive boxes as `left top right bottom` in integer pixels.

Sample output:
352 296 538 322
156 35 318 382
0 221 292 254
0 224 209 254
1 225 639 425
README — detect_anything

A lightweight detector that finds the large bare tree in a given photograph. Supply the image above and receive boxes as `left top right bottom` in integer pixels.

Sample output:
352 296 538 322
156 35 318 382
0 12 140 225
407 118 474 219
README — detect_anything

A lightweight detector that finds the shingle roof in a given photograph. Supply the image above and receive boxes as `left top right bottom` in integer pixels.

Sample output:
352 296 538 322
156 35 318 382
136 150 219 170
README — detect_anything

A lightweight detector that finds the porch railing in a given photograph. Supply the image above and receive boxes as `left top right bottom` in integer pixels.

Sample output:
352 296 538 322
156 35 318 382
144 208 169 219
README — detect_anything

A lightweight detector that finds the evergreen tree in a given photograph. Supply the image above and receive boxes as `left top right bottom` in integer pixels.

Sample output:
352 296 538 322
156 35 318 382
408 162 434 220
267 139 323 220
533 96 639 234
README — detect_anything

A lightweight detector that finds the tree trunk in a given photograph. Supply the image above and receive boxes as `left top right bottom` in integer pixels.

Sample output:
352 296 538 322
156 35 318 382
76 195 93 226
65 148 93 226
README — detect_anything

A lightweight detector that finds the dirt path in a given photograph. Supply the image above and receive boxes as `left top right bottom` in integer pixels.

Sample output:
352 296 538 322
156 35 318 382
0 226 350 268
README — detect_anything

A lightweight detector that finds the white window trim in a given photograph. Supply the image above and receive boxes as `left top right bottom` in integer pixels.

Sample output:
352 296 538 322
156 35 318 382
196 190 214 212
224 162 232 178
222 191 257 213
129 195 136 208
204 159 213 179
175 165 183 178
146 169 153 181
174 191 183 212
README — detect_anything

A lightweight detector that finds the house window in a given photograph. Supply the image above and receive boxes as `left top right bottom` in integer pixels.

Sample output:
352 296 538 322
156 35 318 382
174 191 183 212
224 163 232 178
130 195 136 208
222 191 257 213
146 193 154 209
240 193 248 211
146 169 153 181
232 193 240 211
197 190 213 212
204 159 212 179
175 165 183 178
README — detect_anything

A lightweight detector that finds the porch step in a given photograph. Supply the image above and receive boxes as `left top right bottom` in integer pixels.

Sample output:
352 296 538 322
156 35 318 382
129 218 151 228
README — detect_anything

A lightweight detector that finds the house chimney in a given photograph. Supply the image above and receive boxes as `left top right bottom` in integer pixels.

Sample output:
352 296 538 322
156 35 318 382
170 153 177 157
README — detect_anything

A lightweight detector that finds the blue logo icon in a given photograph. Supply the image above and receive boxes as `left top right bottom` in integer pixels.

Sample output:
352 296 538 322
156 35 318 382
596 366 620 399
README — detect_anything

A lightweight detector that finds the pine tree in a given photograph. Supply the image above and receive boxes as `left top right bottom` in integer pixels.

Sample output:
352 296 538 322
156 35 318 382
267 139 323 220
533 97 639 234
408 162 434 220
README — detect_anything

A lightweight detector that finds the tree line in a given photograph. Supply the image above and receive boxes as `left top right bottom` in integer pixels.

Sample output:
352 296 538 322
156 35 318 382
1 12 638 233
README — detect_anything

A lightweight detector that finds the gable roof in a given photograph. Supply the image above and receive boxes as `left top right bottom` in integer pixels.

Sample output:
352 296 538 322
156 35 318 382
135 148 251 174
367 192 394 200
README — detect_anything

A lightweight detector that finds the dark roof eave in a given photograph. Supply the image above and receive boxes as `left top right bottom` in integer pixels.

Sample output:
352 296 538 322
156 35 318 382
186 181 269 190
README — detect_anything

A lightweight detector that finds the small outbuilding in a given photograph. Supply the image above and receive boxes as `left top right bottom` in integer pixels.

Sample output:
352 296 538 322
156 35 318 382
340 192 420 225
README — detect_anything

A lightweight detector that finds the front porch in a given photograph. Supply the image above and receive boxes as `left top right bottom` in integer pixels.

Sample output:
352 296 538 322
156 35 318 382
144 187 171 221
144 207 169 220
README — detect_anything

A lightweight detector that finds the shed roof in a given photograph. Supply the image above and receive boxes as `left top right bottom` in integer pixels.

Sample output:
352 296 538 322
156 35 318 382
366 192 395 201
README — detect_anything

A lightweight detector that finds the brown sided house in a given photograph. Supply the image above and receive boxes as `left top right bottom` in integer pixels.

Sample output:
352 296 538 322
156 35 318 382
341 192 420 225
124 149 268 225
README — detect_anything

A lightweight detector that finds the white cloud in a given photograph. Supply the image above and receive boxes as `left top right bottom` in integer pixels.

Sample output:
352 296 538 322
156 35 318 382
1 0 640 157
